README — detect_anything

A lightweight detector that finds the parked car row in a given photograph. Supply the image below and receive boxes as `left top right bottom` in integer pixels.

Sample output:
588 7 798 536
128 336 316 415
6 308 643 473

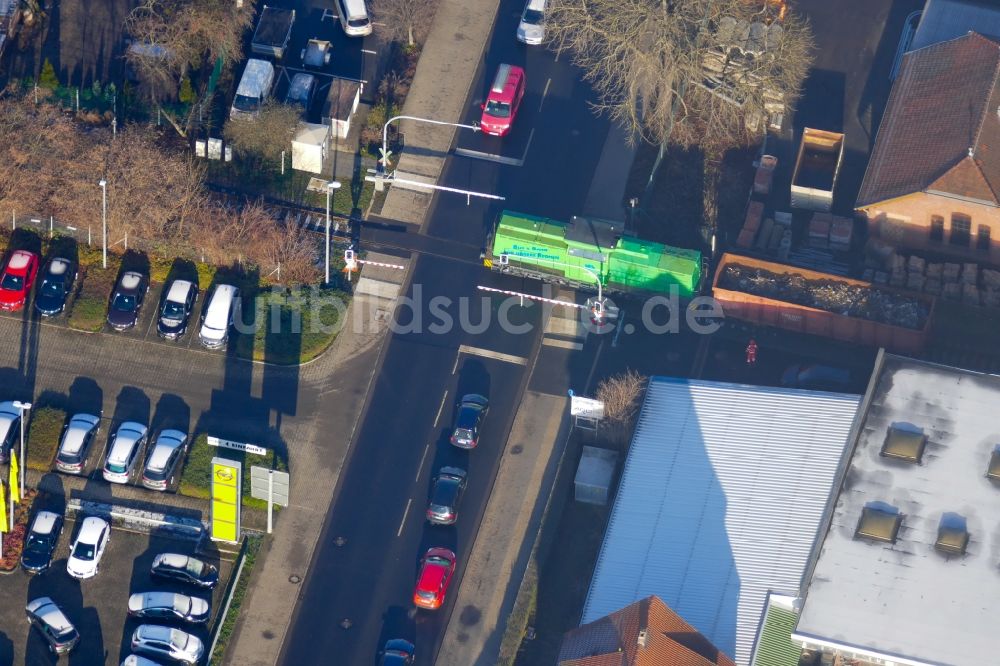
22 506 218 664
0 249 242 349
49 410 191 490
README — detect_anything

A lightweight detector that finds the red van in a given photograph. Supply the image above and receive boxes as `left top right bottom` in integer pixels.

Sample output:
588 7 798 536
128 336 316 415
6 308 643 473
480 64 526 137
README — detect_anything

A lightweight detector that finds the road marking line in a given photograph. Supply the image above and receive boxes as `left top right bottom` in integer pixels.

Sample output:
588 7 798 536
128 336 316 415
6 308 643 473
538 77 552 112
416 443 431 482
584 339 605 391
434 390 449 427
456 344 529 367
397 498 413 537
542 337 584 350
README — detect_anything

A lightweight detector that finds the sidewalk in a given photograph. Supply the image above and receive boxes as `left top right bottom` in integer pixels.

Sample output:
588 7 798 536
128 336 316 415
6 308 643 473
379 0 503 227
224 254 408 666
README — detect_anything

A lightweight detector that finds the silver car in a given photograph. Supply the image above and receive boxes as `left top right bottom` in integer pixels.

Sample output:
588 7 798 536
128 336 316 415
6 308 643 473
26 597 80 654
141 429 188 491
127 591 210 624
131 624 204 665
55 413 101 474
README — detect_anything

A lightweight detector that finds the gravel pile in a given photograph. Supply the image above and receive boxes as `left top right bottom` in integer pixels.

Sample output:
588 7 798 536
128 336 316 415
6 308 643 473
719 264 929 330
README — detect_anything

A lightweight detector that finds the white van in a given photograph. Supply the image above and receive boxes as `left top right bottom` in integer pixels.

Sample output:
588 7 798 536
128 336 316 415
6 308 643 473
335 0 372 37
231 59 275 119
199 284 240 349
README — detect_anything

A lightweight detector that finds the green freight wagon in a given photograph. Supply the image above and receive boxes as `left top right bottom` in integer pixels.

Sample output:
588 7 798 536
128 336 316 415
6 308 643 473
487 210 702 298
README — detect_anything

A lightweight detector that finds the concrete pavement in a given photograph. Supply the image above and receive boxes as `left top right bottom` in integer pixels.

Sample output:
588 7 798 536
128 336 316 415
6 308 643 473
379 0 503 227
224 254 409 666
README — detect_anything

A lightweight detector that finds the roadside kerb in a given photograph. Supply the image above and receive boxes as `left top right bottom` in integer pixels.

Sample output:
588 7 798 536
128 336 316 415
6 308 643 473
379 0 504 227
208 534 258 664
435 391 573 666
223 252 411 666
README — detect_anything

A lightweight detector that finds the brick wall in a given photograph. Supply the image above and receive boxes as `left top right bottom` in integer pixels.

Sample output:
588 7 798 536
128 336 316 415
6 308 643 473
860 191 1000 266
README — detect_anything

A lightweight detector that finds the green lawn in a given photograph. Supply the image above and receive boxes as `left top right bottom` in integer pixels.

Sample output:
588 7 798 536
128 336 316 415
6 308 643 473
179 434 288 511
233 287 348 364
26 407 66 472
67 263 119 332
211 534 263 663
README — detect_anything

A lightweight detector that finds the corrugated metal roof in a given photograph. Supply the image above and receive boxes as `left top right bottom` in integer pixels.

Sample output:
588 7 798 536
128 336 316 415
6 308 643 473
580 378 860 666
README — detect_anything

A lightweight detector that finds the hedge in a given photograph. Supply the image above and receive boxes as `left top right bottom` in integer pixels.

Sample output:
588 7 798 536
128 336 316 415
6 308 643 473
26 407 66 471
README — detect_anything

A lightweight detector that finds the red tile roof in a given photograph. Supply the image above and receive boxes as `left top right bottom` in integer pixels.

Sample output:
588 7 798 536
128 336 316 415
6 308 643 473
558 596 737 666
857 32 1000 207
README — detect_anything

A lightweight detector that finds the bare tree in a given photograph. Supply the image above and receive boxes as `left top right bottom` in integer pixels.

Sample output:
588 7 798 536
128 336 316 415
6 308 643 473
546 0 812 151
595 370 647 446
125 0 257 131
223 103 301 162
371 0 437 47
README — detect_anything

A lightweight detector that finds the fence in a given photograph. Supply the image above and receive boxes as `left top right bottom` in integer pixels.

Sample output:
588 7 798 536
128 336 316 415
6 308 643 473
3 210 288 281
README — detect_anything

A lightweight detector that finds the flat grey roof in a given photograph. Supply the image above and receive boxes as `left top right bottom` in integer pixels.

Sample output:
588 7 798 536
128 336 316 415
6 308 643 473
910 0 1000 51
795 354 1000 666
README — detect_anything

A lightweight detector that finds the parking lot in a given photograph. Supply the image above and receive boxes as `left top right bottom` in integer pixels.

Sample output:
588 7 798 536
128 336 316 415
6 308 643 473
0 518 232 666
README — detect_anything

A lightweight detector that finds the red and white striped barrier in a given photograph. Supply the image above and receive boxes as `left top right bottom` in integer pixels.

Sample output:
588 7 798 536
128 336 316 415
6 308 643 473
344 249 406 279
476 285 587 309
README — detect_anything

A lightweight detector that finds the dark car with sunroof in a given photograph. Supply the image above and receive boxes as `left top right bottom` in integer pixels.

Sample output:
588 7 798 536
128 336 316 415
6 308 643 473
449 394 489 449
34 257 76 316
107 271 148 331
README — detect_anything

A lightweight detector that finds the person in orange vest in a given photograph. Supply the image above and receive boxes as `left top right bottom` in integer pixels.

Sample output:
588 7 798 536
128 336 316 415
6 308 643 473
746 338 758 366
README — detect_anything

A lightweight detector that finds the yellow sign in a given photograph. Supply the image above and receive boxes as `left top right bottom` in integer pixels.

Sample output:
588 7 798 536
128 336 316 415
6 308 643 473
0 483 7 532
210 458 241 543
8 452 18 503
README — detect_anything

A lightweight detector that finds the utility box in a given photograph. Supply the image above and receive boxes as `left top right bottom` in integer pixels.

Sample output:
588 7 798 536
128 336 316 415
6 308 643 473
574 446 618 505
291 122 329 174
322 76 362 140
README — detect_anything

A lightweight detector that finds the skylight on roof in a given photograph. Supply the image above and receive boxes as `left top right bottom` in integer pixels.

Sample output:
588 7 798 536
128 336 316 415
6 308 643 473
881 424 927 464
987 446 1000 481
935 513 969 556
855 504 902 544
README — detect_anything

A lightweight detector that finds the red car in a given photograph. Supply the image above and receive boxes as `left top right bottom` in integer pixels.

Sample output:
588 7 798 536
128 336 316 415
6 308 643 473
479 64 525 137
412 547 456 610
0 250 39 311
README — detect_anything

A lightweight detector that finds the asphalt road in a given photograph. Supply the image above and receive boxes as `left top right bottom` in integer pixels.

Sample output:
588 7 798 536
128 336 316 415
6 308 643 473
279 0 612 663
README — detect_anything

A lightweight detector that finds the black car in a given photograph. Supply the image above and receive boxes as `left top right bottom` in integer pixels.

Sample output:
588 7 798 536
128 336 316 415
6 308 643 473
426 467 467 525
107 270 148 331
379 639 415 665
33 257 76 316
449 394 489 449
21 511 63 574
157 279 198 340
151 553 219 589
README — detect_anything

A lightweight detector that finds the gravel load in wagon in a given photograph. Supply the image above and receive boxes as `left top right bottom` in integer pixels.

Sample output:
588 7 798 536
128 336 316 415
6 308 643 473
718 263 929 330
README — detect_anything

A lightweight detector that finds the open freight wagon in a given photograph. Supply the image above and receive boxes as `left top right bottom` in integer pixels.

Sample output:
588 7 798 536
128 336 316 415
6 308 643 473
712 253 934 353
487 211 703 299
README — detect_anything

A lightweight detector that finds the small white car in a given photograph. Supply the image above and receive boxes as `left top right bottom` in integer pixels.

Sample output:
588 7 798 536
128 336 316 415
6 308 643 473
121 656 163 666
103 421 148 484
66 516 110 579
131 624 204 665
517 0 546 45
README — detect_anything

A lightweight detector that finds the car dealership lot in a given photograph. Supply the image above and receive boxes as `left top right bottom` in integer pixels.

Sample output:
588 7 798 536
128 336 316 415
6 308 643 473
2 523 232 665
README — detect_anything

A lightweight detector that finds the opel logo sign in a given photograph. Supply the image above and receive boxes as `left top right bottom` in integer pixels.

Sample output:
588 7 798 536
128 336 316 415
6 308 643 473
215 467 234 482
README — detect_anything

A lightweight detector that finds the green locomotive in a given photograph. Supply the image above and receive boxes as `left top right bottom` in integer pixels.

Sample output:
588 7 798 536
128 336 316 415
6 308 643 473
486 210 703 299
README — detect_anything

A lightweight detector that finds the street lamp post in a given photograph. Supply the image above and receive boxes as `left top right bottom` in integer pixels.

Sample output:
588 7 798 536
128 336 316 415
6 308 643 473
381 115 480 173
99 179 107 269
12 401 30 496
325 180 342 284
